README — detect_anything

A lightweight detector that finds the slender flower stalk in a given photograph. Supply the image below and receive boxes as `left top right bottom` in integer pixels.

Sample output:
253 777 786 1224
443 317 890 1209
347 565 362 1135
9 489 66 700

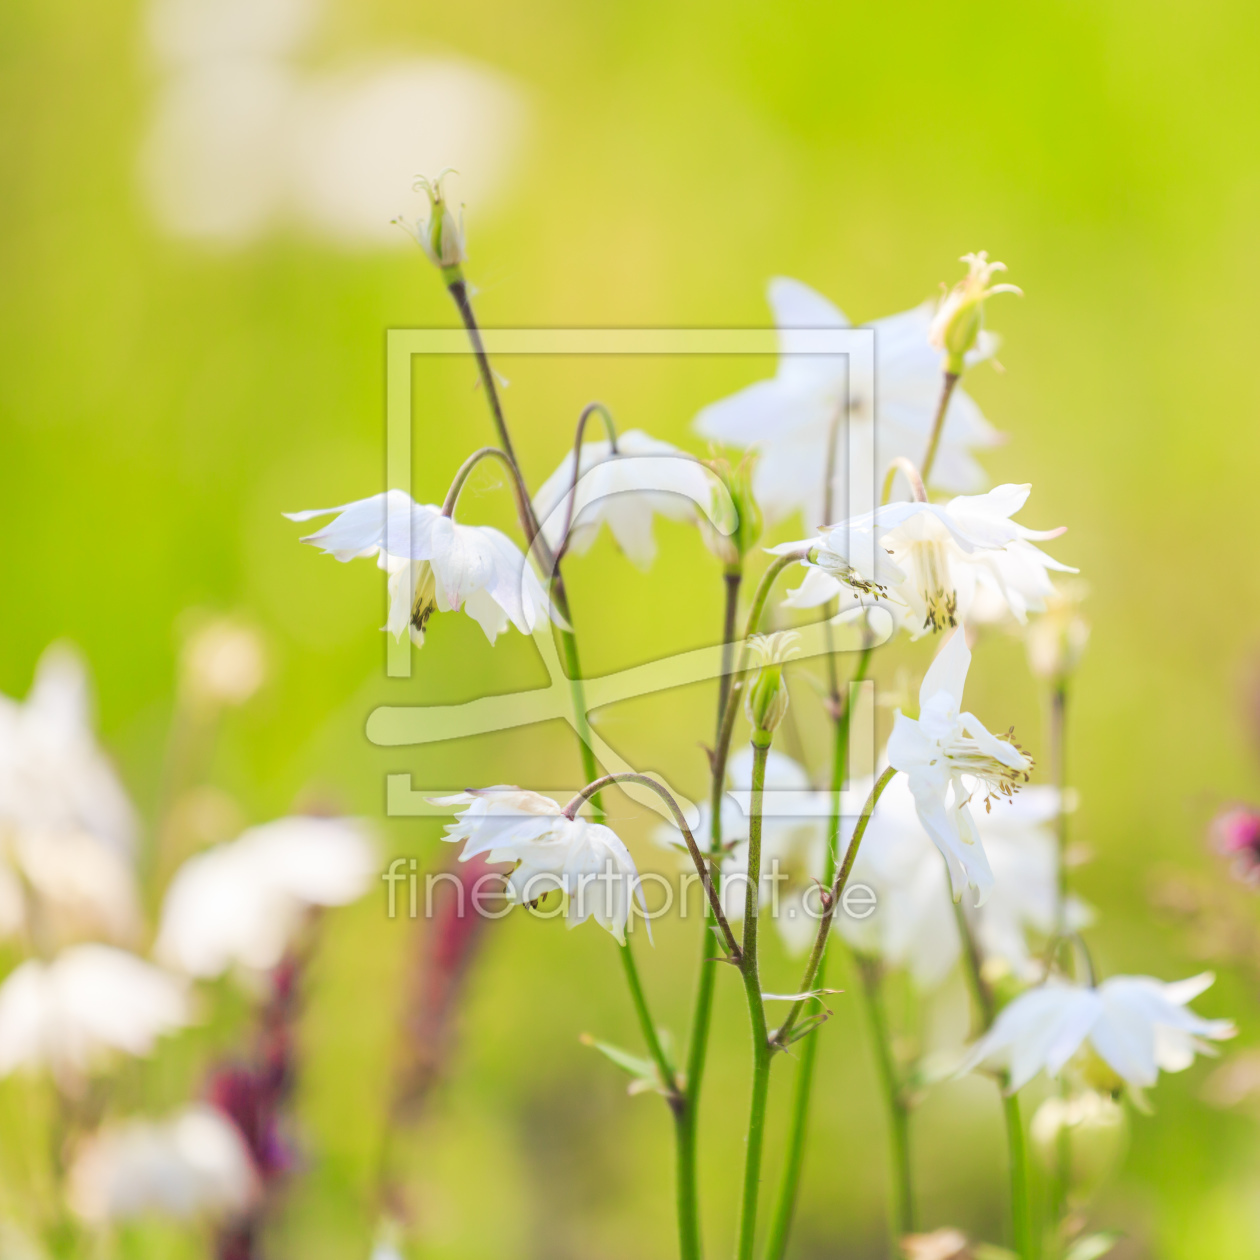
918 371 960 489
772 767 897 1051
856 954 914 1240
763 647 872 1259
951 897 1033 1257
674 562 746 1260
735 738 773 1260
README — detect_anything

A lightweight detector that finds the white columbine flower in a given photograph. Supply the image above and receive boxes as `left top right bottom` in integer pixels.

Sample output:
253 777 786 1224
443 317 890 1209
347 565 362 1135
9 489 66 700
693 278 1003 525
433 788 645 943
286 490 558 648
0 945 191 1083
840 779 1089 988
532 429 735 569
959 972 1236 1093
887 628 1033 905
68 1105 258 1223
156 817 377 978
0 643 139 860
774 483 1072 636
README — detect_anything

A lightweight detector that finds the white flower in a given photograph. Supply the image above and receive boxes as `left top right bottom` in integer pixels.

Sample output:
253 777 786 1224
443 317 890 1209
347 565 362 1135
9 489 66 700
693 278 1003 525
0 945 191 1082
959 972 1235 1092
654 749 828 932
433 788 645 943
9 828 142 946
774 484 1072 636
886 628 1033 905
840 780 1089 988
180 618 268 708
68 1104 258 1223
286 490 558 648
0 643 138 860
532 430 734 569
156 816 377 977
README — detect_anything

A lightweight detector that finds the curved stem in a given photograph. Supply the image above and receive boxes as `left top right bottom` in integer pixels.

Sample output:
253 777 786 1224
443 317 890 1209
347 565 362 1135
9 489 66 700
735 739 772 1260
441 445 533 523
718 568 743 731
566 772 741 961
556 402 620 563
952 896 996 1032
773 766 897 1048
918 371 960 488
879 456 929 507
856 955 913 1241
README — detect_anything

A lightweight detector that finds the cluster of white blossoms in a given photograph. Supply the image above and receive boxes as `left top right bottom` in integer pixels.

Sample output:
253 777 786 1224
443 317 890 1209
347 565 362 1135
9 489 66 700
280 225 1237 1260
0 630 377 1237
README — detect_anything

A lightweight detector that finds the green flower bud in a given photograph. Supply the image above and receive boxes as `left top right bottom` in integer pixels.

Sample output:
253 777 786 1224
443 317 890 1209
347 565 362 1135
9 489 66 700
407 171 466 274
744 631 800 739
928 251 1021 375
701 453 763 569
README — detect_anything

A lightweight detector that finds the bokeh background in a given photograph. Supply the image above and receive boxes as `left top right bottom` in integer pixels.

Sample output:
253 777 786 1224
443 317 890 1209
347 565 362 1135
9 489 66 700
3 0 1260 1255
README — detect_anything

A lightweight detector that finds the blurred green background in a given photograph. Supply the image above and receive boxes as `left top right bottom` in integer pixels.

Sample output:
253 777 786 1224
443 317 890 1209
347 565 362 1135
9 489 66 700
3 0 1260 1255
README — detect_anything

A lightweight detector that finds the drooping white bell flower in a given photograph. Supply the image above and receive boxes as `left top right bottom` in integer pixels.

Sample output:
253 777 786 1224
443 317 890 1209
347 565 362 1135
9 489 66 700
886 628 1033 905
432 788 646 943
156 816 377 978
958 972 1235 1093
839 779 1089 987
0 643 138 860
693 278 1003 525
286 490 559 648
532 429 735 569
653 749 828 928
772 484 1072 636
0 945 191 1082
68 1104 258 1223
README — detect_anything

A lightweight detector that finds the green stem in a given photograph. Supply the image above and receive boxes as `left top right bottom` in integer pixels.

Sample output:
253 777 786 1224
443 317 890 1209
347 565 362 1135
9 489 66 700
1003 1088 1035 1260
762 649 870 1260
1049 680 1070 1228
735 739 773 1260
620 937 682 1109
773 766 897 1047
918 371 960 488
674 566 746 1259
856 956 913 1242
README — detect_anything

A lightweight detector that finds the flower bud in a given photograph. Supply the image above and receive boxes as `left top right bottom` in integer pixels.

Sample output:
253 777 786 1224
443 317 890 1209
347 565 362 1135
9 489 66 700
409 171 465 273
744 631 800 739
928 251 1021 374
1031 1090 1127 1201
1025 580 1089 682
181 619 267 709
701 453 763 568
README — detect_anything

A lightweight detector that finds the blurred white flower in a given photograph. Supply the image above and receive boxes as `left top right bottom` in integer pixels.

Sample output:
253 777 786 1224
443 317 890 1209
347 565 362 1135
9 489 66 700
1025 579 1090 681
774 484 1072 636
693 278 1003 525
0 643 138 860
10 829 142 946
840 780 1089 988
432 789 645 944
286 490 558 649
959 972 1235 1092
653 749 828 930
531 430 734 569
886 629 1033 905
0 945 190 1082
141 0 528 247
181 619 267 708
68 1104 258 1223
156 816 376 977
